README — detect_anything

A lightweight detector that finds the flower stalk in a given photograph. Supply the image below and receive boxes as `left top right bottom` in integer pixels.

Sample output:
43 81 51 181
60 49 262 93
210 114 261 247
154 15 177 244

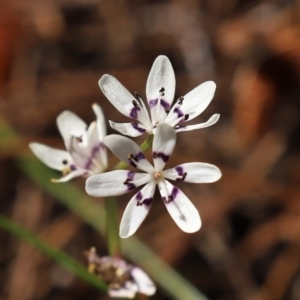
104 197 121 257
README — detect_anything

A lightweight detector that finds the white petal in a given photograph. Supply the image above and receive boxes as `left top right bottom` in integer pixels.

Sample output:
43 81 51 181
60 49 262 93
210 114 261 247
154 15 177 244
120 182 155 238
152 123 176 171
92 103 106 141
99 74 135 117
104 135 154 173
109 120 146 137
29 142 73 171
52 169 87 182
131 267 156 296
165 81 216 126
146 55 176 124
85 170 151 197
175 114 220 132
163 162 222 183
99 75 152 131
158 180 201 233
108 285 137 299
56 111 87 148
84 122 107 172
67 136 90 168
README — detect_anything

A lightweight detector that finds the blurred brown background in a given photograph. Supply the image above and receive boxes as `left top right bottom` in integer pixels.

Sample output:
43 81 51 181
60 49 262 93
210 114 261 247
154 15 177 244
1 0 300 299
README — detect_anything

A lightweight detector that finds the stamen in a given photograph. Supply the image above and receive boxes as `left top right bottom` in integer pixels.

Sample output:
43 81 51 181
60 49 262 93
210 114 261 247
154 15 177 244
62 166 71 176
134 92 143 106
153 171 161 180
123 171 136 190
62 159 68 165
177 96 184 105
132 99 140 109
159 87 165 96
177 172 187 181
184 114 189 121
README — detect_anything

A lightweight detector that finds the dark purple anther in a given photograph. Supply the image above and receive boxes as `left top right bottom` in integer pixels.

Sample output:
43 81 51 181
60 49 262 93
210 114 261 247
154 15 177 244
153 151 170 163
177 96 184 105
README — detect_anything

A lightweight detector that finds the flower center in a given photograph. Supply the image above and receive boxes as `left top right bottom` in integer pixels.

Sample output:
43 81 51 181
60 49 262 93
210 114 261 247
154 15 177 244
153 171 161 180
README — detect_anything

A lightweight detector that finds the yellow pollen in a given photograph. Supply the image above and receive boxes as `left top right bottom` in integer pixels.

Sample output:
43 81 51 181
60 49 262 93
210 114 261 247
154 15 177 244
62 166 72 176
153 172 161 180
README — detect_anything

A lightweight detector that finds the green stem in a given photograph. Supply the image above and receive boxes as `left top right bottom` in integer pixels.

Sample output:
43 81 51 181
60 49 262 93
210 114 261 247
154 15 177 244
140 134 153 152
104 197 121 257
0 214 107 292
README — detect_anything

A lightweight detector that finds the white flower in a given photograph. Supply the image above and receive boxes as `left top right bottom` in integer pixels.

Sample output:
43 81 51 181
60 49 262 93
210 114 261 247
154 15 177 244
29 104 108 182
85 247 156 299
98 55 219 137
86 123 221 238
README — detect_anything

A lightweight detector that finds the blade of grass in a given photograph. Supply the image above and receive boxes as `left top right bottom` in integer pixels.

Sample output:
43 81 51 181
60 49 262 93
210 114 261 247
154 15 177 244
0 117 209 300
0 214 107 292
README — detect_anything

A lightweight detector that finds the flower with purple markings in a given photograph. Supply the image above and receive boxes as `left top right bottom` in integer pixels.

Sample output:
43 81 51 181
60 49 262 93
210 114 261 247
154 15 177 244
85 123 221 238
98 55 220 137
29 104 107 182
85 247 156 298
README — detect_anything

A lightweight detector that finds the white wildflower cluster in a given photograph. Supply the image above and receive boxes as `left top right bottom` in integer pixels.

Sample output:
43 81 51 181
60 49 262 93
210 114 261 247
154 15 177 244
30 55 222 298
85 247 156 299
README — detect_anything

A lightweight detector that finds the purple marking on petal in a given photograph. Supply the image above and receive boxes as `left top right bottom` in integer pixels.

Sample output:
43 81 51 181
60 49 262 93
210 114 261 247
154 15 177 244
160 99 170 112
127 171 135 181
175 166 184 176
174 107 184 118
175 166 187 181
163 187 179 204
130 107 140 119
136 191 143 201
123 172 137 190
153 151 170 163
136 193 153 206
127 183 136 190
132 122 146 133
70 165 77 171
128 152 145 167
149 99 158 109
142 198 153 206
84 142 105 170
134 152 145 162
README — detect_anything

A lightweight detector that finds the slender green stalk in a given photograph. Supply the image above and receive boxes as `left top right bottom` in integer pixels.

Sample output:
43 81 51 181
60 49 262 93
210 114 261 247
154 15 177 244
140 134 153 152
0 214 107 292
104 197 121 257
